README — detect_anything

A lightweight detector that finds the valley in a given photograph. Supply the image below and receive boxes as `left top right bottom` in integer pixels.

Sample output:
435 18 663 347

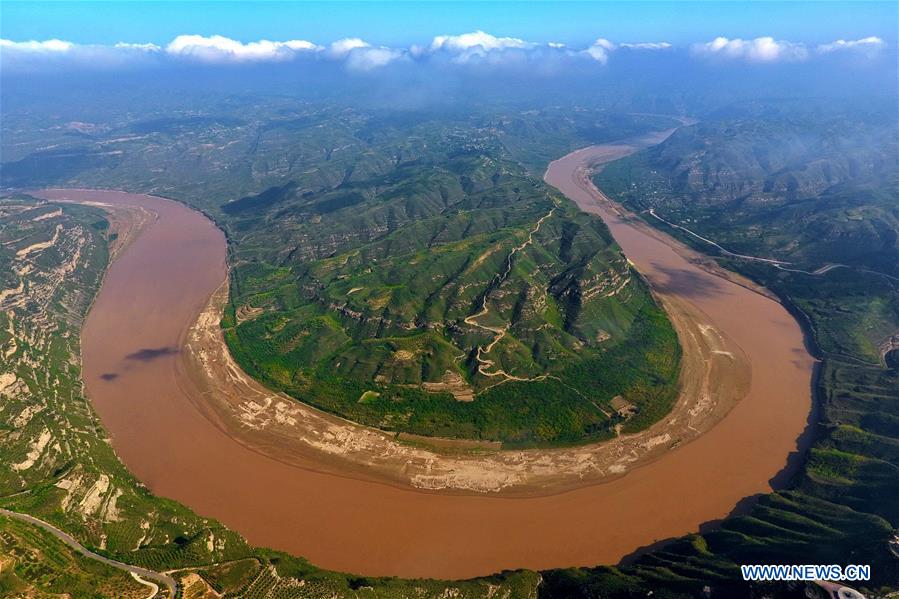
22 120 815 579
2 4 896 594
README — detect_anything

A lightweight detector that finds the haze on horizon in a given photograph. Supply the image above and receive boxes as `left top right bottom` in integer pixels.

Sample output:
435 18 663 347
3 1 895 115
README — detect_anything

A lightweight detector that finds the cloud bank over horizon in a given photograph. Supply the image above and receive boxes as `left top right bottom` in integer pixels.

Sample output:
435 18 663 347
0 32 888 72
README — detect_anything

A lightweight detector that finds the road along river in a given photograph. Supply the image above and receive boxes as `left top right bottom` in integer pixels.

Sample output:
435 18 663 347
34 137 812 579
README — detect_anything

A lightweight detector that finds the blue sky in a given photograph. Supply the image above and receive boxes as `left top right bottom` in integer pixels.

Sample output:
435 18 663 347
2 1 896 47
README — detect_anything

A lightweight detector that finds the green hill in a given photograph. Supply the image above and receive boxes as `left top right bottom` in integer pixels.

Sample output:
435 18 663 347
223 149 679 447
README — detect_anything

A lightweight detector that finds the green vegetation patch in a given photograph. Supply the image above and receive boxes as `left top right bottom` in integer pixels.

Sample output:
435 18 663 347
0 515 146 598
223 153 680 446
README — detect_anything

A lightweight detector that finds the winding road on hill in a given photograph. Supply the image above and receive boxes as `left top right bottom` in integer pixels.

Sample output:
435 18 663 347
0 508 176 597
32 126 813 579
464 207 555 384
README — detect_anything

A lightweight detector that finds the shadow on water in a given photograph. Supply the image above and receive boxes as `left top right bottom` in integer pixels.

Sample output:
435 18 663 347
618 493 768 567
649 262 727 299
125 346 179 361
99 373 119 381
618 331 823 569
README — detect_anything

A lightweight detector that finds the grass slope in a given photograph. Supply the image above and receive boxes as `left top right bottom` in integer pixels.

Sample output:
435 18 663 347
223 156 679 445
0 193 542 598
556 103 899 596
0 103 683 447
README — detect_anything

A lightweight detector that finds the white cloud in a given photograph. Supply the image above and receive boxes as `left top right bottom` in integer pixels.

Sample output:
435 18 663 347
7 32 885 73
619 42 672 50
817 36 885 53
693 36 808 62
0 34 407 70
324 38 403 70
283 40 319 51
584 38 616 63
327 38 370 58
430 31 531 54
426 31 538 63
421 33 671 67
165 34 319 63
1 38 165 70
345 46 404 70
579 38 671 63
0 38 74 52
114 42 162 52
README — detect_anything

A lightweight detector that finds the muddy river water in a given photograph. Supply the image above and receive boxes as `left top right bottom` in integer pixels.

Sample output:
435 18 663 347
35 138 813 579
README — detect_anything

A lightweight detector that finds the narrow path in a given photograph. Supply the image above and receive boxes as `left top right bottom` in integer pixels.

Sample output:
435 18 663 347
34 133 813 577
647 209 788 265
131 572 160 598
772 262 849 276
0 508 177 598
648 209 899 283
463 209 554 383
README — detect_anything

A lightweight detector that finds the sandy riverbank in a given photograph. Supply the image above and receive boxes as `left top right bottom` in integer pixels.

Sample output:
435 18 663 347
31 139 812 577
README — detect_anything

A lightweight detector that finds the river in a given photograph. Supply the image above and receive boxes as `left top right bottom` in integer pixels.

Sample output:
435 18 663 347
33 137 812 579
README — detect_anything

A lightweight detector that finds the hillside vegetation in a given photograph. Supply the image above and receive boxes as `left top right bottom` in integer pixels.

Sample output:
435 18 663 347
0 198 257 573
3 93 898 595
0 513 147 597
1 104 682 446
0 193 542 598
599 102 899 363
565 101 899 596
223 149 679 446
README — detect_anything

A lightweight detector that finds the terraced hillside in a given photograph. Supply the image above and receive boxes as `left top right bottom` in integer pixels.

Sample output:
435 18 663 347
0 193 543 597
0 98 677 212
0 197 256 574
0 102 682 447
597 102 899 362
2 91 897 595
0 513 147 597
559 102 899 595
223 150 679 446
